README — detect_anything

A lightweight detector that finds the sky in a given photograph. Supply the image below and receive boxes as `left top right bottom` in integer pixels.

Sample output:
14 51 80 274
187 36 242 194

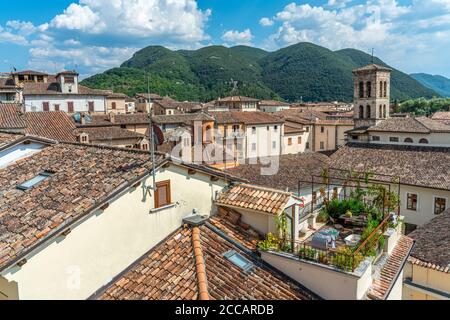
0 0 449 78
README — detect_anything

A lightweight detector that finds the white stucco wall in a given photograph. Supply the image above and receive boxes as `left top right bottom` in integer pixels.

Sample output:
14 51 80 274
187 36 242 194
0 164 228 300
261 251 373 300
246 124 282 158
24 95 106 113
367 132 450 147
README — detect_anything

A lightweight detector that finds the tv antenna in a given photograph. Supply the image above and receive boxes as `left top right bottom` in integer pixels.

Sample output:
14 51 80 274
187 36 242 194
370 48 375 64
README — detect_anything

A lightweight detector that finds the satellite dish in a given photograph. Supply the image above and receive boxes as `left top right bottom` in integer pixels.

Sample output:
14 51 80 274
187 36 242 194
152 124 164 146
72 112 81 123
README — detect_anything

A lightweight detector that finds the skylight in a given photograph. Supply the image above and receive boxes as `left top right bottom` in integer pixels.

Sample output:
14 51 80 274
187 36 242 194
223 250 254 273
0 141 45 169
17 171 53 190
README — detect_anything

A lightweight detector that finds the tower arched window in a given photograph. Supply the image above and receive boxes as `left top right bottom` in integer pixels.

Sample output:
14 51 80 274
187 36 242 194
379 105 382 118
383 105 387 118
419 138 429 144
366 81 372 98
359 82 364 98
359 105 364 118
384 82 387 98
404 138 413 143
366 105 371 119
380 81 383 97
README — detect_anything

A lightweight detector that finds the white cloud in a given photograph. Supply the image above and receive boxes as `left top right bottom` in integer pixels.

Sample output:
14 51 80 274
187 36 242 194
262 0 450 76
260 17 274 27
0 0 212 76
221 29 253 46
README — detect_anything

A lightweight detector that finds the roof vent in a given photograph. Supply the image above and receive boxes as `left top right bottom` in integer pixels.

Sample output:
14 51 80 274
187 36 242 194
183 212 209 227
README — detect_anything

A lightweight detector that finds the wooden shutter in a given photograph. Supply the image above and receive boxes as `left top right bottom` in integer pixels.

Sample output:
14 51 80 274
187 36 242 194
88 101 94 112
154 180 171 208
54 104 60 111
67 102 74 113
43 102 49 112
112 102 116 110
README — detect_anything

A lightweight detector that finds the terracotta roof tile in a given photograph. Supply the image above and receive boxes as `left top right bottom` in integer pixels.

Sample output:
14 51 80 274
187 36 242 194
330 143 450 190
96 223 314 300
407 209 450 273
215 184 292 216
367 236 414 300
212 111 284 125
75 126 145 141
0 140 164 271
24 112 76 142
367 117 450 133
0 103 26 129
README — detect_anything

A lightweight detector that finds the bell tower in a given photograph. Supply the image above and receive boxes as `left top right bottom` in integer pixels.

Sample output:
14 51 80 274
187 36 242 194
353 64 391 128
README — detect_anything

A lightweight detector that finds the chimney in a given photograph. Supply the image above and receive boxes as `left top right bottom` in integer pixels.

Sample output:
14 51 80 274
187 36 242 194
109 112 115 124
80 113 86 125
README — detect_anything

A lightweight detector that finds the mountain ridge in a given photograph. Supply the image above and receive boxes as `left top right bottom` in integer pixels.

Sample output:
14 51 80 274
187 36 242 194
410 73 450 97
81 42 438 102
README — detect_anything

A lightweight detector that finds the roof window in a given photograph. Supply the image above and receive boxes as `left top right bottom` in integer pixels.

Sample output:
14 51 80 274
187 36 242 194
223 250 254 273
17 171 53 190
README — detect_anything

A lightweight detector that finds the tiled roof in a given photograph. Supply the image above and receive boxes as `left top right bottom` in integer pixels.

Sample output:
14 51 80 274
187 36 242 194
107 92 130 99
23 82 108 96
225 153 330 192
431 112 450 120
0 103 25 129
407 209 450 273
367 117 450 133
217 96 260 103
330 143 450 190
353 64 392 73
76 126 145 141
0 140 164 271
0 104 77 142
96 222 313 300
284 125 305 134
24 112 77 142
0 132 23 147
275 109 328 123
12 70 48 76
212 111 284 125
153 113 214 125
367 236 414 300
215 184 293 216
135 93 163 100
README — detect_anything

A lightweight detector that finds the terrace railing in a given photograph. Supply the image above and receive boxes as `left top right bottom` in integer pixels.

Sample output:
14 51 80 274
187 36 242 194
287 213 392 272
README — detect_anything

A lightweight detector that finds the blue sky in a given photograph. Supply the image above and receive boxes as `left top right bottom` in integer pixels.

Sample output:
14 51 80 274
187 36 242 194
0 0 449 78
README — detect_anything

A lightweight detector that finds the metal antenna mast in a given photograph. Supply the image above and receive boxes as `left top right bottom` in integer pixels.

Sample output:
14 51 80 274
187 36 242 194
147 74 157 194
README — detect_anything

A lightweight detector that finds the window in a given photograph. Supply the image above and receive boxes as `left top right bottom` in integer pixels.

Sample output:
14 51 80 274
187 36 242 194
267 126 270 131
252 127 256 134
43 102 49 112
17 171 53 190
305 127 310 132
419 138 429 144
320 141 325 150
274 125 278 131
366 81 372 98
67 101 74 113
379 105 382 118
366 105 371 119
372 136 380 141
154 180 171 208
434 197 446 215
390 137 399 142
65 76 75 84
359 81 364 98
223 250 254 273
352 135 358 140
251 143 257 151
81 135 88 143
298 137 302 144
380 81 383 97
404 138 413 143
54 104 60 111
333 187 338 199
320 126 325 133
384 82 388 98
232 125 239 133
407 193 418 211
272 141 277 149
111 102 116 110
288 138 292 146
359 105 364 118
383 105 387 118
306 142 310 149
88 101 95 112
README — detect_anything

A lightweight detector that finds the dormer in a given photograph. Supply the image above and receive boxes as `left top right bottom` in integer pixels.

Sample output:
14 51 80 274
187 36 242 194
56 71 79 94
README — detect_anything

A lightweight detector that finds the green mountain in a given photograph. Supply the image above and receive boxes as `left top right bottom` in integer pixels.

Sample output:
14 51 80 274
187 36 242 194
81 43 438 102
410 73 450 97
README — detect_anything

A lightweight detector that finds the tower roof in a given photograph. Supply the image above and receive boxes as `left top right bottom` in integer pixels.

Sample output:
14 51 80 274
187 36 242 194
353 64 392 73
